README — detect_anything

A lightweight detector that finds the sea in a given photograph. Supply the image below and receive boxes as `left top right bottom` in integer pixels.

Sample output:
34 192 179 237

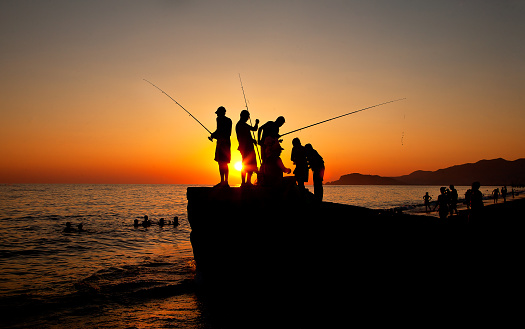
0 183 516 328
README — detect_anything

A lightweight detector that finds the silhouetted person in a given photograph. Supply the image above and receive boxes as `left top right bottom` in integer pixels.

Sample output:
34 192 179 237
464 189 472 210
134 218 139 227
173 216 179 226
159 218 165 227
142 215 151 227
433 187 449 219
492 188 499 204
501 185 507 202
291 138 308 189
209 106 232 187
77 223 85 232
257 116 285 162
469 182 484 223
449 185 458 215
236 110 259 186
63 222 77 233
423 192 432 213
261 136 291 185
305 143 325 202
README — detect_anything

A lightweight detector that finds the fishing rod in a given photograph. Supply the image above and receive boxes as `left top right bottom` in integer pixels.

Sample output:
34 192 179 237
143 79 213 135
279 98 407 137
239 74 262 165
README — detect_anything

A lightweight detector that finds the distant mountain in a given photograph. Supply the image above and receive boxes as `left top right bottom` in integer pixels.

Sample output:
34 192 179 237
326 158 525 186
325 173 404 185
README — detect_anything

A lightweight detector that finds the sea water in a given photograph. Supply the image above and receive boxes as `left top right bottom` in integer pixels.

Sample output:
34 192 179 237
0 184 513 328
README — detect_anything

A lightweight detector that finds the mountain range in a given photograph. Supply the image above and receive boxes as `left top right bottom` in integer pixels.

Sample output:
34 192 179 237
326 158 525 186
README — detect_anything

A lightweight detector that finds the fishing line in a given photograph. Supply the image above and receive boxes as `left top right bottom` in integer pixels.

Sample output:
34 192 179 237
239 74 262 166
279 98 407 137
143 79 213 135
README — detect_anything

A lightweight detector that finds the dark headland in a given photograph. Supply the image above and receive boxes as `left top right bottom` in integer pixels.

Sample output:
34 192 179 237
326 158 525 185
186 184 522 327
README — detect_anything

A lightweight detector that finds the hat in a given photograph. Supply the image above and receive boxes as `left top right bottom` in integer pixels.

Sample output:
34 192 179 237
215 106 226 114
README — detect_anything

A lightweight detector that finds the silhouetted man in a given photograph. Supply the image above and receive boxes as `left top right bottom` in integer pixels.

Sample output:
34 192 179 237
305 143 325 202
469 181 484 223
209 106 232 187
291 138 308 189
236 110 259 186
449 185 458 215
257 116 285 162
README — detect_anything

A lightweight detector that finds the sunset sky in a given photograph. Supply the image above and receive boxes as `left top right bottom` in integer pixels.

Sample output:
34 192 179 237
1 0 524 185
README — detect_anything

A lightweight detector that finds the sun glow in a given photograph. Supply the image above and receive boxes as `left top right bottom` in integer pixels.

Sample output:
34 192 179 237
234 161 243 171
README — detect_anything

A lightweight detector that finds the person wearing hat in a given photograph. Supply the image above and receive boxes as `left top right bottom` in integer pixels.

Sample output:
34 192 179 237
236 110 259 186
209 106 232 187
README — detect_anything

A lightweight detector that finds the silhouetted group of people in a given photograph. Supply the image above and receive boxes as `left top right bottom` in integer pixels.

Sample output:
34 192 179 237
425 182 484 222
63 222 85 233
431 185 459 219
492 186 508 204
209 106 325 201
133 215 179 228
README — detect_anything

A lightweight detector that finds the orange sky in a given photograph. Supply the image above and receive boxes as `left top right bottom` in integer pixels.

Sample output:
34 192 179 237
1 1 524 185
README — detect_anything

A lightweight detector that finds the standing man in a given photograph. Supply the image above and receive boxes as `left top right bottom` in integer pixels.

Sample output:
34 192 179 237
449 185 458 216
236 110 259 186
304 143 325 202
209 106 232 187
469 181 484 224
291 138 308 189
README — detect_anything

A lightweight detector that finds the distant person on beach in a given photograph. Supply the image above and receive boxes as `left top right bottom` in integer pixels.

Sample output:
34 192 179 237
492 188 499 204
63 222 77 233
236 110 259 186
291 138 308 189
469 182 484 223
423 192 432 212
449 185 458 216
464 189 472 210
257 116 285 162
305 143 325 202
433 187 450 219
209 106 232 187
501 185 507 202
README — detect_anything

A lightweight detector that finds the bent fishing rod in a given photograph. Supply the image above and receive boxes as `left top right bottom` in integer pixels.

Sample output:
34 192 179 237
279 98 407 137
239 74 262 165
143 79 213 136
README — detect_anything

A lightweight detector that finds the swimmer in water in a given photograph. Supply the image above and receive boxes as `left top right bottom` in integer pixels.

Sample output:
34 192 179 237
63 222 77 233
141 215 151 227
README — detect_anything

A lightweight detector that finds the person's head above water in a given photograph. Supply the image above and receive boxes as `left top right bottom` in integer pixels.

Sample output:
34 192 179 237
215 106 226 116
276 116 285 126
